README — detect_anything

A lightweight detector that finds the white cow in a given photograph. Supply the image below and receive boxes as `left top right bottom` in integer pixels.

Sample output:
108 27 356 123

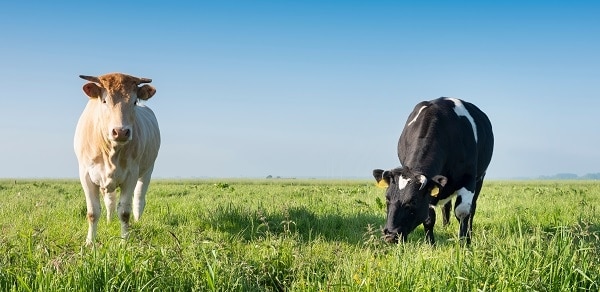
74 73 161 245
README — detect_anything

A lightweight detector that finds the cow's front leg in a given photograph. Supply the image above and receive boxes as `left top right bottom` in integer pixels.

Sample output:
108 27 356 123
81 171 101 245
423 206 436 245
133 167 153 221
117 178 137 240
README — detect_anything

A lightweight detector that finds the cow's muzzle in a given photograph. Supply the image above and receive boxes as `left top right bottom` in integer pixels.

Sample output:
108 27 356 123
111 127 131 143
383 228 406 244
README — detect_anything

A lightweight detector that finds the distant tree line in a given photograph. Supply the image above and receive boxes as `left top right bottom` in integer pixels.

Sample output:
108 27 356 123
266 175 296 179
538 173 600 180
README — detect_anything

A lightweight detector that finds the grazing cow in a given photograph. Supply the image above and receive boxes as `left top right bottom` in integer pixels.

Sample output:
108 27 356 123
373 97 493 244
74 73 161 245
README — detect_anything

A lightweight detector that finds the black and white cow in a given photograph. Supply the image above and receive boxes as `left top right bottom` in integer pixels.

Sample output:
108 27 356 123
373 97 493 244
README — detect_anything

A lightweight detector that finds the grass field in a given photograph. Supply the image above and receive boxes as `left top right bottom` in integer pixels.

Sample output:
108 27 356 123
0 179 598 291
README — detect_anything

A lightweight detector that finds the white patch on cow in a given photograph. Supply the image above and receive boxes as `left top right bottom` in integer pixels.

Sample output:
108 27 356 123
407 106 428 126
445 98 478 142
437 192 457 207
455 187 474 219
397 176 411 190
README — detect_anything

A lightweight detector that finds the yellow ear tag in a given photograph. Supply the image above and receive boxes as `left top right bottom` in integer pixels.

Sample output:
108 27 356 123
430 186 440 197
376 180 389 188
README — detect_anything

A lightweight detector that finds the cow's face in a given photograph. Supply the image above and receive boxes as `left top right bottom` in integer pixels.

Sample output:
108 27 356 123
373 167 447 243
80 73 155 145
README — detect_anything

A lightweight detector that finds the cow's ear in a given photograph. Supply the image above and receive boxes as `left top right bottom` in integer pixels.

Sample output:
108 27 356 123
373 169 390 188
432 175 447 187
138 84 156 100
429 175 448 197
373 169 384 182
82 83 102 99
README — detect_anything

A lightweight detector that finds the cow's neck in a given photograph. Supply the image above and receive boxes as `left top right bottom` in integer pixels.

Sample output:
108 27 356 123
403 144 445 178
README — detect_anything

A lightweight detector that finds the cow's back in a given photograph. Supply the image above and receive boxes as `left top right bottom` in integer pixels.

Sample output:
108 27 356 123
398 97 493 180
462 100 493 178
133 105 161 176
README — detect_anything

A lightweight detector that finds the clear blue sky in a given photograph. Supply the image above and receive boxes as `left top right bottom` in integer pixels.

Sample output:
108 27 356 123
1 1 599 179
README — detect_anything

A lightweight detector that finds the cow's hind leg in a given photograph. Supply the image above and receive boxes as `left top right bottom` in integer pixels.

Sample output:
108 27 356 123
103 191 117 221
442 201 452 226
133 167 153 221
455 185 476 244
467 178 485 242
117 178 137 240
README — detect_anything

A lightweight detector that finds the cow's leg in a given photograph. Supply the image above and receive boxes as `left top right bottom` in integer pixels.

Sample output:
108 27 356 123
133 167 153 221
423 206 436 244
117 178 137 240
454 183 476 244
442 201 452 226
103 190 117 221
467 178 485 241
80 171 101 245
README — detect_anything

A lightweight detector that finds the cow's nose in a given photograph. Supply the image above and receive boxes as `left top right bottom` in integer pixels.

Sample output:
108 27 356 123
383 228 399 243
111 128 131 142
384 234 399 243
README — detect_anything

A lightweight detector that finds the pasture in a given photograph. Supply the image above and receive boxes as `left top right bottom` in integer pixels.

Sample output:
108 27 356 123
0 179 598 291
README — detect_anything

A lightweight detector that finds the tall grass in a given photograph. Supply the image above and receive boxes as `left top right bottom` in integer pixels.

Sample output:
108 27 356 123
0 179 598 291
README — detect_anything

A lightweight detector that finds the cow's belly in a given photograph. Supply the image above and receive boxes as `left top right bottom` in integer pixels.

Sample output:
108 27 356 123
430 192 457 208
429 188 475 220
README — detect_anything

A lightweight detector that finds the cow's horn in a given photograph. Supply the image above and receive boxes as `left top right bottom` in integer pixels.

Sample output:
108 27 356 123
418 175 427 190
79 75 100 83
137 77 152 84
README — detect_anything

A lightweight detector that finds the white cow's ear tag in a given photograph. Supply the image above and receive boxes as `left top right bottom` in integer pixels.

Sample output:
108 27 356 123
376 180 389 188
430 186 440 197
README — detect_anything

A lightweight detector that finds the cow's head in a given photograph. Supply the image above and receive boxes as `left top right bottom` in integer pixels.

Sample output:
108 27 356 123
373 167 447 243
80 73 155 145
